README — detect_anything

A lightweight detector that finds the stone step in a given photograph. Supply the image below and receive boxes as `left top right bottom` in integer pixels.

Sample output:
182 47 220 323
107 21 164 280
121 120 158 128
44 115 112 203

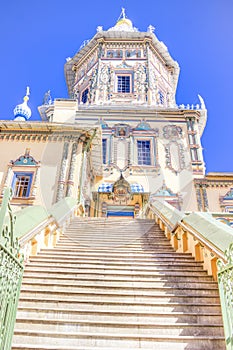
64 229 163 234
58 240 170 246
21 277 217 290
18 299 221 313
65 229 160 233
12 331 225 349
57 238 171 244
61 230 165 235
55 242 174 249
13 218 224 349
16 307 222 324
66 222 155 228
32 253 197 263
51 245 176 252
23 271 214 282
14 317 224 336
28 257 204 268
54 244 174 250
51 247 176 254
40 249 192 258
19 293 220 305
26 258 202 273
20 284 219 297
11 343 225 350
24 265 208 275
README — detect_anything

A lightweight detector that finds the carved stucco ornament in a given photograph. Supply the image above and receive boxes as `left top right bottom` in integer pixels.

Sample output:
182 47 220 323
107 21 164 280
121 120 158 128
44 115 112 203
163 125 185 174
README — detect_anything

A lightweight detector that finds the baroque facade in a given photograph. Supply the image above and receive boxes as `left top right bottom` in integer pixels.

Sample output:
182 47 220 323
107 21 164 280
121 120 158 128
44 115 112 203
1 10 233 225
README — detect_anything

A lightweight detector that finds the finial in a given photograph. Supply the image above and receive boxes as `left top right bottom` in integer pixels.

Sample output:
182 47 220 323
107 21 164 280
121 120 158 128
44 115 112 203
24 86 30 102
13 86 32 121
109 8 137 32
96 26 103 33
147 25 155 33
118 7 126 21
198 94 206 110
43 90 52 105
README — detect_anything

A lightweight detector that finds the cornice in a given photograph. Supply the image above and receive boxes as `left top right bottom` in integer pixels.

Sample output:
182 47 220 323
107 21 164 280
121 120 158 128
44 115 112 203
0 121 100 143
75 106 200 121
195 177 233 187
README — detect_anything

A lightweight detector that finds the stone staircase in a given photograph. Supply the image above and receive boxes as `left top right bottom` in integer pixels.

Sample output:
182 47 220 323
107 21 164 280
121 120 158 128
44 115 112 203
12 218 225 350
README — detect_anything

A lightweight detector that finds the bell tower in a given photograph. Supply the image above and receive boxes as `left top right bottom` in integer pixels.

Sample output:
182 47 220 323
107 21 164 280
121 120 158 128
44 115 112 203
39 9 208 216
65 8 179 108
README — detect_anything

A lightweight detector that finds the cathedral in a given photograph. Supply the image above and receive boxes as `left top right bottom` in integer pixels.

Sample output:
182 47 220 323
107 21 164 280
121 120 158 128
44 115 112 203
1 9 232 224
1 10 233 350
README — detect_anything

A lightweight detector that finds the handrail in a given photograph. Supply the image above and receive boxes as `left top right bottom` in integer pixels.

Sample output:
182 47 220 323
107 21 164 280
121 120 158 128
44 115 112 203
146 199 184 231
0 190 79 350
50 197 77 225
144 199 233 349
181 212 233 258
17 197 78 262
145 200 233 261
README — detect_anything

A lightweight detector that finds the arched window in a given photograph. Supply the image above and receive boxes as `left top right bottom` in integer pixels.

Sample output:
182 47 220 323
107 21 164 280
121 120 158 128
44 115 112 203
81 88 89 104
1 149 40 201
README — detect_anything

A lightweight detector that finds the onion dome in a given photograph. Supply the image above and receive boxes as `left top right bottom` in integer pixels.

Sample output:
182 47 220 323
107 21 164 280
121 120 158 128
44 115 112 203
14 87 32 121
112 173 131 195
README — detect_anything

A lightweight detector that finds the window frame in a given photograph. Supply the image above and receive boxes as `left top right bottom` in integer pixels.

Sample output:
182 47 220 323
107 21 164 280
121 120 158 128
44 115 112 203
158 90 165 105
115 74 132 94
102 138 107 165
11 172 34 198
137 139 152 166
81 88 89 104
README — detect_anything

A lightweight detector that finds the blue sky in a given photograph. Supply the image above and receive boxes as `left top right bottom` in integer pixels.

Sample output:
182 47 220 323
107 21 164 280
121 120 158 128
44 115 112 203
0 0 232 172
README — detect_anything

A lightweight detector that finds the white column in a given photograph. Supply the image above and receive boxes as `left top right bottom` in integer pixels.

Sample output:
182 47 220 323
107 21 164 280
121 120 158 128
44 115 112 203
66 142 78 197
2 166 13 195
56 141 69 202
31 166 40 197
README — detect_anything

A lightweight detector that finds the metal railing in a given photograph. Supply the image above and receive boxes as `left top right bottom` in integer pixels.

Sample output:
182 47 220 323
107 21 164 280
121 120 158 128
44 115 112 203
0 188 24 350
218 243 233 350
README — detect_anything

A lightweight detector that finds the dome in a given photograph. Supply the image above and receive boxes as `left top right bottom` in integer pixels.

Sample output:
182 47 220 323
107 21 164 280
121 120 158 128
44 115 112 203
14 88 32 121
116 18 133 28
108 8 138 33
112 174 131 194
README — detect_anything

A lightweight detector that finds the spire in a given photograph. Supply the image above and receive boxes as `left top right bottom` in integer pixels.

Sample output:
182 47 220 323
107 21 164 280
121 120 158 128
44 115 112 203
13 87 32 121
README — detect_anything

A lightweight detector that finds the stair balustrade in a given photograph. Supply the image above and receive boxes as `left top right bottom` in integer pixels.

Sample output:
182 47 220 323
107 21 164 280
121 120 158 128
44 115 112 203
0 190 79 350
143 199 233 349
218 244 233 350
0 188 24 350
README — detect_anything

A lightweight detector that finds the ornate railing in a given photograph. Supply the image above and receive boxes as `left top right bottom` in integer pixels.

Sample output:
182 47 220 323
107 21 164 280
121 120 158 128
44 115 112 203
218 243 233 350
0 188 24 350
